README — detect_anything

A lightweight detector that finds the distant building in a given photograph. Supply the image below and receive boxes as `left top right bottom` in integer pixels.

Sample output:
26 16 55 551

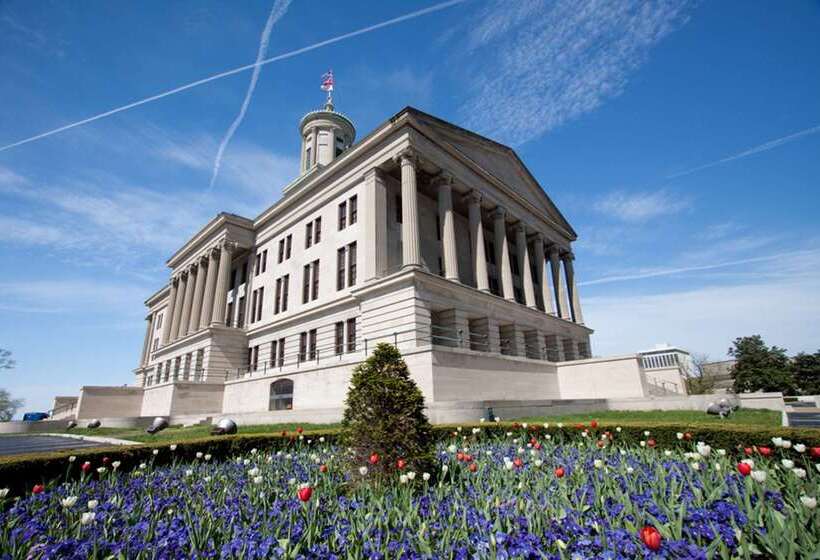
638 344 692 396
700 359 736 393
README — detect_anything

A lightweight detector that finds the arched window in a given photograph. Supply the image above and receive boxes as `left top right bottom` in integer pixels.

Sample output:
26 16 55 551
269 379 294 411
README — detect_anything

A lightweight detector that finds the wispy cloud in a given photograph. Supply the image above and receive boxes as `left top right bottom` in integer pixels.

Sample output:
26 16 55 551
209 0 292 190
668 124 820 179
453 0 692 146
593 189 690 222
0 0 467 153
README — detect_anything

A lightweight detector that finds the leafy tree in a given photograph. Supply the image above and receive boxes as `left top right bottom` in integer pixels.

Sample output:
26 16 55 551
791 350 820 396
341 343 434 480
730 335 796 394
0 389 23 422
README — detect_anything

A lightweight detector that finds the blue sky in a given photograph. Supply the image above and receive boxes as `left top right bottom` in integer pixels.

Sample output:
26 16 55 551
1 0 818 414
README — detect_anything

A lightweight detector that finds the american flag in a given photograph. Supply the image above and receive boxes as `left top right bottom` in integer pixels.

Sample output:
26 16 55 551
321 70 334 92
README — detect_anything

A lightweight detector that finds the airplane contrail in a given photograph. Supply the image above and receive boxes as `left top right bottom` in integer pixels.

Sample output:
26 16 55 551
0 0 468 154
209 0 292 190
667 124 820 179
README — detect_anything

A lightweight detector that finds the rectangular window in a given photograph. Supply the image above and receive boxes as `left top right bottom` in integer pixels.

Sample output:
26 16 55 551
270 340 277 367
299 332 307 362
252 345 259 371
306 146 312 167
262 250 267 273
282 275 289 311
346 317 357 352
314 217 321 244
275 278 282 314
338 201 347 230
302 264 311 304
285 235 292 259
229 268 237 290
226 301 234 327
396 195 402 223
349 195 357 225
255 253 261 276
348 241 357 287
277 337 285 366
237 296 245 328
256 287 264 322
305 222 313 248
247 347 253 371
311 260 319 301
335 321 344 355
308 328 317 360
337 247 346 290
278 239 285 263
152 338 159 351
156 314 163 329
251 290 258 323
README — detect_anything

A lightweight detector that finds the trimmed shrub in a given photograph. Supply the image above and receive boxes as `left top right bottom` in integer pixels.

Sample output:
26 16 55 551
341 343 434 478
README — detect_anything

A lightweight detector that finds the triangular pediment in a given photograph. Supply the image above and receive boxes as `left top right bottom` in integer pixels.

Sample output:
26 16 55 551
408 109 576 238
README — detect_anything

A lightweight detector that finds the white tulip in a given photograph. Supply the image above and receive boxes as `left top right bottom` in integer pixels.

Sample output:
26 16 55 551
407 471 416 481
399 474 408 484
543 423 549 429
619 449 627 456
152 449 159 456
615 427 622 433
248 467 260 476
534 459 543 467
319 436 325 443
640 441 646 447
251 448 257 455
664 450 672 457
751 470 767 483
741 459 755 467
80 512 96 525
111 461 121 470
441 465 448 473
169 444 177 451
792 468 806 479
771 437 783 448
594 460 603 469
96 467 106 474
696 444 711 458
185 469 193 477
448 444 457 453
714 463 721 471
204 454 212 461
253 476 263 484
626 467 634 474
68 456 76 463
794 444 806 453
480 418 486 423
781 459 794 469
494 417 500 422
87 500 98 510
243 459 251 466
816 464 820 474
644 431 651 437
0 489 9 498
676 433 684 440
557 423 564 428
288 478 296 485
800 496 817 509
139 463 147 470
781 440 792 449
690 462 700 471
61 496 78 508
203 476 211 482
196 452 203 459
359 466 369 476
422 472 430 481
717 449 726 456
545 434 552 441
522 423 528 429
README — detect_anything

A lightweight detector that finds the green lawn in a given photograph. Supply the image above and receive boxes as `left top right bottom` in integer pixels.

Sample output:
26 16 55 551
57 409 785 444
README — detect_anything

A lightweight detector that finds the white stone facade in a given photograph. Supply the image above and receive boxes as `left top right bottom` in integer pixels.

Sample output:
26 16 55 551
54 105 678 421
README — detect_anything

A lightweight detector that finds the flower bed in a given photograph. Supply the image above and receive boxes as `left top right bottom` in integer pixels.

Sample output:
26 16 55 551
1 424 818 558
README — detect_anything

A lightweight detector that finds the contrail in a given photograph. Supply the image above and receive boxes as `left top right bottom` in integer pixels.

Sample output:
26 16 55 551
0 0 468 154
579 249 819 287
209 0 291 190
667 124 820 179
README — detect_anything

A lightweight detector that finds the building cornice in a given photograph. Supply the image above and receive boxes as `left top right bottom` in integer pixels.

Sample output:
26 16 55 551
166 212 253 269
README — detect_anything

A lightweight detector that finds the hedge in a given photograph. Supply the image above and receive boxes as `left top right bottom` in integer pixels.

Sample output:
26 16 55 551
1 422 818 497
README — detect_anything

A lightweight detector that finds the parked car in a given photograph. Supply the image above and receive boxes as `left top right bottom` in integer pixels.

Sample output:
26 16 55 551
22 412 50 422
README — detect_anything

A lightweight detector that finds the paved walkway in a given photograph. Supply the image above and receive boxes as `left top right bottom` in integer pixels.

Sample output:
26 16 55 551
0 435 113 456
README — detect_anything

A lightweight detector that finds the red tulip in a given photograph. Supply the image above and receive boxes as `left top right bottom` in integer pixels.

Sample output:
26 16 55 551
102 456 111 465
369 453 380 465
512 422 521 429
640 526 662 551
456 452 465 462
463 454 473 463
743 447 753 456
758 447 772 457
319 464 328 473
468 462 477 473
683 432 693 441
575 423 585 430
396 459 407 470
281 430 287 437
647 439 657 448
737 462 752 476
530 437 537 446
534 442 542 450
81 461 92 474
590 420 598 429
296 427 303 434
32 484 45 495
596 440 605 449
810 447 820 459
297 486 312 502
554 467 565 478
513 457 524 469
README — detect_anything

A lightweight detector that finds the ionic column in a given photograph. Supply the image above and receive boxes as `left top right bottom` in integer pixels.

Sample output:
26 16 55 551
435 174 459 282
533 234 555 315
210 242 234 326
199 248 219 329
140 314 154 365
178 266 196 338
467 191 490 292
161 278 178 345
550 246 571 320
515 224 537 308
395 148 422 269
563 251 584 324
170 274 187 341
188 256 208 333
362 168 388 282
493 207 515 301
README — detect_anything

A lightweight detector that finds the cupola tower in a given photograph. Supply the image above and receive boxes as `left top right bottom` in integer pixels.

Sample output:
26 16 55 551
299 70 356 174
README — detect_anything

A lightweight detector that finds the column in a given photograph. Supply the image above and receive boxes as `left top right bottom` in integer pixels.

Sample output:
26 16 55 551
140 314 154 365
178 266 196 338
533 233 555 315
161 278 178 345
170 273 186 341
493 207 515 301
188 256 208 333
396 148 422 269
362 168 388 282
210 242 234 326
200 248 219 329
467 191 490 292
515 224 537 308
436 174 459 282
550 246 571 320
563 251 584 324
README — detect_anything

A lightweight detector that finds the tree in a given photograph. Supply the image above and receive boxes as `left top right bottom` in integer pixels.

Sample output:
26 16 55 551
791 350 820 396
730 335 796 394
0 348 23 421
341 343 434 480
0 348 14 370
685 353 716 395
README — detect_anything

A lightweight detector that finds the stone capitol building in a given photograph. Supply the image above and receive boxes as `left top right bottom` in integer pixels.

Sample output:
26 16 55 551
51 95 691 425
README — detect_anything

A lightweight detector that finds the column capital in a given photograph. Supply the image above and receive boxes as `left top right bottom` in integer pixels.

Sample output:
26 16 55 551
199 253 210 265
431 171 454 188
218 240 238 254
464 189 482 205
493 206 506 220
514 222 527 236
562 250 575 261
393 146 417 166
549 244 562 258
534 231 545 244
188 261 199 273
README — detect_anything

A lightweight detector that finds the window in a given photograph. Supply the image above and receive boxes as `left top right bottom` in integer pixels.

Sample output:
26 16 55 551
299 332 307 362
229 268 237 290
152 338 159 351
305 218 321 248
237 296 245 328
274 276 289 314
226 301 234 327
173 357 181 380
302 264 311 303
269 379 293 411
256 287 264 322
278 239 285 263
262 250 267 273
347 242 357 287
285 235 292 259
270 339 284 368
395 195 402 223
155 314 163 329
277 337 285 366
335 322 344 355
309 328 317 360
251 290 258 323
305 222 313 248
195 349 204 381
303 260 319 303
255 253 261 276
184 353 192 380
165 360 172 382
275 278 282 314
337 247 346 290
338 201 347 230
349 195 357 225
306 146 312 167
311 260 319 301
346 318 357 352
252 345 260 371
314 217 321 244
282 275 289 311
247 348 253 371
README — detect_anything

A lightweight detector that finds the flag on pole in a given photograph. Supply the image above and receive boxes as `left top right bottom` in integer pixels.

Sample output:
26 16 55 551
321 70 334 92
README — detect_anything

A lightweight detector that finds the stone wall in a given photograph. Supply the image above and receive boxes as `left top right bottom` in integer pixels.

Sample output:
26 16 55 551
76 386 144 419
557 355 648 399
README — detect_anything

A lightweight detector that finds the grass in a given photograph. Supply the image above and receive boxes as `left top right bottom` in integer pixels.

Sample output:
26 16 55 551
54 409 786 445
